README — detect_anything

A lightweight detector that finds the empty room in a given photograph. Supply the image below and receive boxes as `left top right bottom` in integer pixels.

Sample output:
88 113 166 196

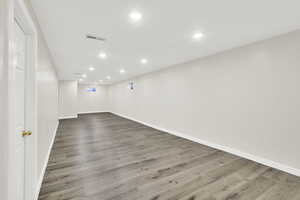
2 0 300 200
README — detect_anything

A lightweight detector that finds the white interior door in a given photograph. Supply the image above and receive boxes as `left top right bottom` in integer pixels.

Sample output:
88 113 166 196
14 19 27 200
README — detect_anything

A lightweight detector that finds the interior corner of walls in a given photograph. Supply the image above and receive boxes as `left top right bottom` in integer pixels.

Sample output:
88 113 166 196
59 81 78 119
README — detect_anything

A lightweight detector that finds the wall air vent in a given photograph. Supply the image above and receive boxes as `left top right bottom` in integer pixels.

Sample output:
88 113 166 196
86 34 106 42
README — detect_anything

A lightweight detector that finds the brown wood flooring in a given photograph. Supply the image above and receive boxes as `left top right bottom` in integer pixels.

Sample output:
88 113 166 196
39 113 300 200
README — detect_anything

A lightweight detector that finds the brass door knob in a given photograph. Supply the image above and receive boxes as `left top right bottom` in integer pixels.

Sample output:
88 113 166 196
22 130 32 137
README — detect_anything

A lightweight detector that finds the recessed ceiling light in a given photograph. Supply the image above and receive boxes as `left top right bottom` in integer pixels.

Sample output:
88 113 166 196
120 69 126 74
129 11 142 22
79 78 83 82
82 74 87 78
99 80 103 82
106 76 111 80
98 52 107 59
141 58 148 64
89 66 95 71
193 32 204 40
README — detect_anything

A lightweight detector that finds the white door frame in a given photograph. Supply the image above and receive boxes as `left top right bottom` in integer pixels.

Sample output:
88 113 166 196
8 0 38 199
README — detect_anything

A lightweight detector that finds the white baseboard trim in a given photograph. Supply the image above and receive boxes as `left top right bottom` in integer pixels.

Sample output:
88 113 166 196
34 121 59 200
59 115 78 120
78 111 109 114
112 112 300 177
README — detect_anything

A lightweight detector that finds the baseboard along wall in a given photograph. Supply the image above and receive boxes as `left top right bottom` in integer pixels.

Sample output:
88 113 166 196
78 111 109 115
111 112 300 178
34 121 59 200
58 115 78 120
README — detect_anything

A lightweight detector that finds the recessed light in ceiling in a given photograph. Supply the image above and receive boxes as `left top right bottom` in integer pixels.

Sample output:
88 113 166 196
99 80 103 82
120 69 126 74
140 58 148 64
193 32 204 40
98 52 107 59
79 78 83 82
82 74 87 78
129 11 142 23
106 75 111 80
89 66 95 71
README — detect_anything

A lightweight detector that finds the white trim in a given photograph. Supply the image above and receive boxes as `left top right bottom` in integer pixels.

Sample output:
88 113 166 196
59 115 78 120
34 121 59 200
78 111 109 114
112 112 300 177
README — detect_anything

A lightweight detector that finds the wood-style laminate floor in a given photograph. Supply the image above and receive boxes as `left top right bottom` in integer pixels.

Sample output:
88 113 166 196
39 113 300 200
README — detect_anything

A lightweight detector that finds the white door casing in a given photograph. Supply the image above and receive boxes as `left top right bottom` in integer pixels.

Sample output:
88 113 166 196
14 20 26 200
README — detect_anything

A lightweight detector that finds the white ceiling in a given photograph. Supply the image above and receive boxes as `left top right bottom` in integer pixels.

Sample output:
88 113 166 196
30 0 300 84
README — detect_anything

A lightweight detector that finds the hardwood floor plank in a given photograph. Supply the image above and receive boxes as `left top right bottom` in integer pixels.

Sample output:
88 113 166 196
38 113 300 200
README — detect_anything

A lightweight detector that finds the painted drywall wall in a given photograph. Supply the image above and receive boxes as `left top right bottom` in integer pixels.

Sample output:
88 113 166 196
78 84 109 114
0 1 12 199
108 30 300 173
35 34 59 177
59 80 78 118
24 0 60 197
58 83 109 117
0 1 59 199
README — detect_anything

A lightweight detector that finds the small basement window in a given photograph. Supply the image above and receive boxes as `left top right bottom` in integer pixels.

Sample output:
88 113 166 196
86 87 96 92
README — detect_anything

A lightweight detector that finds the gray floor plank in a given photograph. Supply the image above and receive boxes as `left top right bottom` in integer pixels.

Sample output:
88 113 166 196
38 113 300 200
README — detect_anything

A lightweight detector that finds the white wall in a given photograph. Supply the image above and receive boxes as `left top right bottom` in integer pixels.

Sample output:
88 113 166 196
59 80 78 118
78 84 109 114
1 1 60 199
108 30 300 174
35 35 59 177
0 1 12 199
